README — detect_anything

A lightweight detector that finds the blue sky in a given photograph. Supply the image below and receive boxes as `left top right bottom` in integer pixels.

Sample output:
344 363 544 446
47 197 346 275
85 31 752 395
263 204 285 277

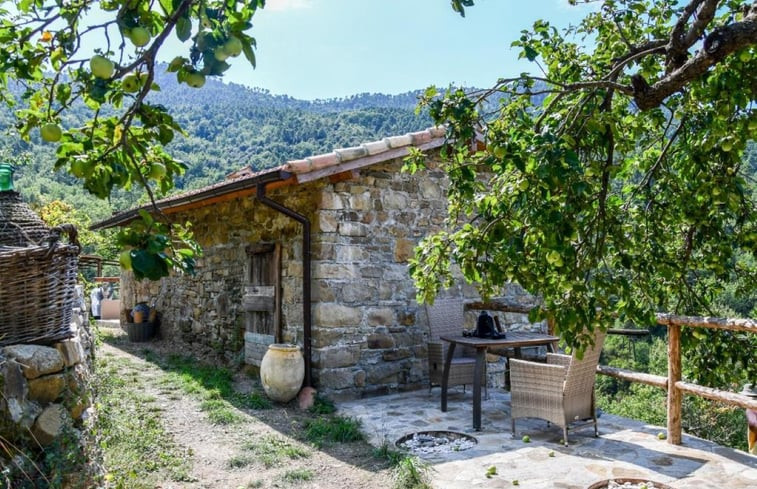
157 0 592 100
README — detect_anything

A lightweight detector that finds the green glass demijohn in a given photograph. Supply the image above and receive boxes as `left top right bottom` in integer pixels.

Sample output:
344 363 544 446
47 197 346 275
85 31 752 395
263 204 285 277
0 163 14 192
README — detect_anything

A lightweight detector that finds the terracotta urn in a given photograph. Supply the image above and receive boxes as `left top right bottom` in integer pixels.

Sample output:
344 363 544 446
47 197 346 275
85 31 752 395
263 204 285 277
260 343 305 402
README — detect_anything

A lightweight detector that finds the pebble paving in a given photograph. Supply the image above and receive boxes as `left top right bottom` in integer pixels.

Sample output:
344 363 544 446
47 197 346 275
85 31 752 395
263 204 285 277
338 389 757 488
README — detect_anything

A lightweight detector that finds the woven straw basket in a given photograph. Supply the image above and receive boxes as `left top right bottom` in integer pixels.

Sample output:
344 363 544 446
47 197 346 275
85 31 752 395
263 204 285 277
0 191 80 346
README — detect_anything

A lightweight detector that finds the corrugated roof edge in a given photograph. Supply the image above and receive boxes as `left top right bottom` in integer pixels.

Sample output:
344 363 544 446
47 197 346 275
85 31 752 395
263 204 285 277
90 125 447 230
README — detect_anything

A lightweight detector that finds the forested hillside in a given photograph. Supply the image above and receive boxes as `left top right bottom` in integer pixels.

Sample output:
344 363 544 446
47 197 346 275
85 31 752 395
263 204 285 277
0 65 431 223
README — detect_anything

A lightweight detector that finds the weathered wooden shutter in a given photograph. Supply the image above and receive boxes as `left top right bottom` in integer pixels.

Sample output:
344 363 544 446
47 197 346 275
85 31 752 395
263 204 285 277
243 243 281 366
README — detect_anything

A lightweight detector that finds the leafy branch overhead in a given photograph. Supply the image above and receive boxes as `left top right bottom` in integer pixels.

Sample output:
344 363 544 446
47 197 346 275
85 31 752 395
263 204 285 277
409 0 757 363
0 0 266 279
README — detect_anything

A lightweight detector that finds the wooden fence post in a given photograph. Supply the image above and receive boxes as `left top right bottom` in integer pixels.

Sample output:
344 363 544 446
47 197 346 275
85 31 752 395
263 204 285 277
667 324 682 444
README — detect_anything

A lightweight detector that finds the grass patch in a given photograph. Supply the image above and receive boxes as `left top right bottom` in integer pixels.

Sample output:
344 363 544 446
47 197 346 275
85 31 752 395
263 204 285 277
200 399 244 425
282 468 314 482
302 415 364 446
94 356 194 487
392 456 431 489
308 395 336 415
373 442 405 466
242 434 310 468
139 353 273 412
227 454 254 468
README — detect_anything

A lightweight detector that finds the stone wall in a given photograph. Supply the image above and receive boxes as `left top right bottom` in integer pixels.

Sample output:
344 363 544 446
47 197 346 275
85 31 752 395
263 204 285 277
121 184 318 364
0 312 94 447
120 154 544 399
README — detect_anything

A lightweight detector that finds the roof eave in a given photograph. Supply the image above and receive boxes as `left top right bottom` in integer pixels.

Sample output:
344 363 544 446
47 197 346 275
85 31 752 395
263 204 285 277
90 168 290 230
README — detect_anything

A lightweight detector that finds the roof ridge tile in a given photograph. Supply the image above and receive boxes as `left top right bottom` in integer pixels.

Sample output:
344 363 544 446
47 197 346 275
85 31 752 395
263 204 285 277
334 145 368 162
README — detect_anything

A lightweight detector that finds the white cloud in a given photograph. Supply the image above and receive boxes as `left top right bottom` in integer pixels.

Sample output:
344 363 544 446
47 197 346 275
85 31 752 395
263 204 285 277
265 0 312 11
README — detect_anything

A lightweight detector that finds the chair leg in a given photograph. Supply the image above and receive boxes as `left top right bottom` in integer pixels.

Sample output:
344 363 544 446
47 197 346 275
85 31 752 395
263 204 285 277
511 417 516 438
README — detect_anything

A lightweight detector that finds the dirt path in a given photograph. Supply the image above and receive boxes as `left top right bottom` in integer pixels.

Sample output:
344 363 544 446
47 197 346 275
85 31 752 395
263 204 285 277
98 326 394 489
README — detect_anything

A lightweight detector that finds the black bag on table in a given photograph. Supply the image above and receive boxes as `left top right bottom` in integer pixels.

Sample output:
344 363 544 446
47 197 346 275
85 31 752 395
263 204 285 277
475 311 505 339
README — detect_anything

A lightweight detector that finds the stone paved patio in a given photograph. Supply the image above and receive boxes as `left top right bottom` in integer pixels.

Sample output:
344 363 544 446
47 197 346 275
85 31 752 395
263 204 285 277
338 388 757 488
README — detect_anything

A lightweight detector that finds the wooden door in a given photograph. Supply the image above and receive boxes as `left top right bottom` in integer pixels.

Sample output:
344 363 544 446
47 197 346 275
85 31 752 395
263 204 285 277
243 243 281 366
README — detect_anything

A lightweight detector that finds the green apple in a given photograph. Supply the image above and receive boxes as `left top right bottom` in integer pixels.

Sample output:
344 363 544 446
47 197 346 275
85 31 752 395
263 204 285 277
214 46 230 62
119 249 133 270
122 74 141 93
90 55 115 79
186 71 206 88
148 162 167 179
40 123 62 142
70 159 86 178
224 36 243 57
521 435 530 443
546 251 563 267
128 26 151 47
657 432 666 440
721 140 733 152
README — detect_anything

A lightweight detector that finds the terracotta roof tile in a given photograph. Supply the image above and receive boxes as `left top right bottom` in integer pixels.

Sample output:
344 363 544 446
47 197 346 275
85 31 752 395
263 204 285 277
307 152 340 170
384 134 412 148
92 126 448 230
285 159 311 173
429 126 446 138
361 140 389 155
409 130 432 145
335 146 368 162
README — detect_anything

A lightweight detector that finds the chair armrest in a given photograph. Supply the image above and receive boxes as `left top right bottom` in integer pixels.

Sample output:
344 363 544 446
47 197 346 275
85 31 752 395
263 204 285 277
510 358 567 393
546 353 571 367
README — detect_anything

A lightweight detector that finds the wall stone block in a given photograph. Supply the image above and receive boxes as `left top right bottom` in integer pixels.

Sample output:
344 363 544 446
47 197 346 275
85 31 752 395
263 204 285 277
382 348 412 362
367 307 394 326
3 345 64 380
313 345 361 369
31 404 69 446
338 221 367 237
28 374 66 404
55 340 84 368
353 370 366 387
313 303 362 327
365 362 403 384
315 368 356 390
393 238 416 263
313 262 359 280
367 333 395 349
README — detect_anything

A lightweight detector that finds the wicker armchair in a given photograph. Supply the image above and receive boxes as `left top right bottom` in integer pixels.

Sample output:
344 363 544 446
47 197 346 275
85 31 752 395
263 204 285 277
509 330 605 446
426 297 486 397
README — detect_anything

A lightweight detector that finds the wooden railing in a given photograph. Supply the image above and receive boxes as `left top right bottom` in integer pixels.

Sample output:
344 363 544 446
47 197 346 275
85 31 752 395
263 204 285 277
469 301 757 446
602 313 757 445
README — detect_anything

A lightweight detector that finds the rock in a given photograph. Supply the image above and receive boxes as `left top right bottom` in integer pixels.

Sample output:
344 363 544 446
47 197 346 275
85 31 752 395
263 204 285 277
55 339 84 367
7 398 42 428
3 359 28 400
313 346 360 368
3 345 64 380
31 404 69 446
367 333 395 349
297 386 317 410
28 373 66 404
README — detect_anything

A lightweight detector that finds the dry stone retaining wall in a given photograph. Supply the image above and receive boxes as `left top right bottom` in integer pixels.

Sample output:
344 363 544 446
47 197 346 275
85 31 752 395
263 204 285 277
0 311 94 447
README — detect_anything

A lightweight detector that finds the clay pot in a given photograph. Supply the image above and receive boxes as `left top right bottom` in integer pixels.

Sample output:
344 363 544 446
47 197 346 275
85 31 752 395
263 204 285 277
260 344 305 403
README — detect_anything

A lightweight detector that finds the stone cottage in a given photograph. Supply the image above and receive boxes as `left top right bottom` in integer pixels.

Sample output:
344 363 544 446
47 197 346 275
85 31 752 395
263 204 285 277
93 127 540 399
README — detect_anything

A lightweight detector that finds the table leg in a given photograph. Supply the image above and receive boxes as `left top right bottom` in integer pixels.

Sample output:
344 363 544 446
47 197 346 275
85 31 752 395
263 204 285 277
473 347 486 431
441 342 456 412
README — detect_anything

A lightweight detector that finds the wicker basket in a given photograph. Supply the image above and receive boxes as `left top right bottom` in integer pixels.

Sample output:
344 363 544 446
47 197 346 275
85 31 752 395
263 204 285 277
0 191 80 346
